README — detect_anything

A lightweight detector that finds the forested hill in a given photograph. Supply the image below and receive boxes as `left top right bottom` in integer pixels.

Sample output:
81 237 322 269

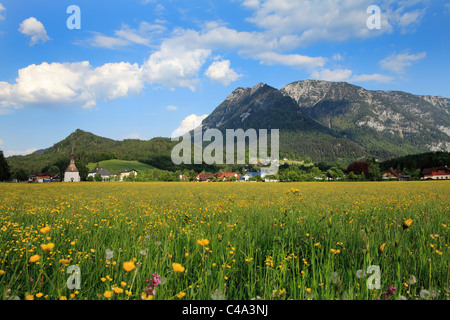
6 129 178 176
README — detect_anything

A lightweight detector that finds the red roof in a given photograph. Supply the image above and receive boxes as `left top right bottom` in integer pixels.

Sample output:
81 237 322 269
216 172 241 179
422 166 450 176
383 168 402 177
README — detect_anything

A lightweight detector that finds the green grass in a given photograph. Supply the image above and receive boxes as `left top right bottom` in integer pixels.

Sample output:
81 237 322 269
87 160 155 173
0 181 448 300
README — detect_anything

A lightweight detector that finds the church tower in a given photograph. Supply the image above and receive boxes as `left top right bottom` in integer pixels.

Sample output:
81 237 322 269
64 147 81 182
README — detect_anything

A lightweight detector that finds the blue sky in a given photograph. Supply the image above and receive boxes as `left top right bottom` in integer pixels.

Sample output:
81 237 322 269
0 0 449 157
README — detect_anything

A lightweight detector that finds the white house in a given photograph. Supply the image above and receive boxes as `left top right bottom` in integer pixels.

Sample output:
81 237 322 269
88 167 112 180
115 169 138 181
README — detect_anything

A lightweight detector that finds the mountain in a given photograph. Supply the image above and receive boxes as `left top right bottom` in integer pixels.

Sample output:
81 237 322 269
6 80 450 174
6 129 179 174
201 80 450 162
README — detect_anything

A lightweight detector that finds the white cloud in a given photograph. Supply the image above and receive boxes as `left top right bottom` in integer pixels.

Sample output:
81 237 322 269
0 138 3 147
171 114 209 138
125 133 143 140
142 47 211 91
84 22 166 49
352 73 393 83
379 52 426 73
243 0 392 45
257 51 326 69
166 105 178 111
242 0 430 45
4 148 38 157
311 68 393 83
205 60 242 86
311 68 354 82
18 17 50 45
0 3 6 21
0 61 144 110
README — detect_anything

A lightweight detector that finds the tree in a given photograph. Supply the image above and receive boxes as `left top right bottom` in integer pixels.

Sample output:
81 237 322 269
94 173 103 182
367 158 382 181
327 167 344 181
0 150 11 182
11 169 29 182
347 161 370 179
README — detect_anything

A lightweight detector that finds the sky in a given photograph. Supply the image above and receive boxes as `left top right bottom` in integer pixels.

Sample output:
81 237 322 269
0 0 449 157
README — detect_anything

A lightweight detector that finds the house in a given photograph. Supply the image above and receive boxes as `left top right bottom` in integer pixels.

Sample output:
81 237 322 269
113 169 138 181
240 172 266 182
196 172 215 182
29 173 53 183
215 172 241 181
382 168 402 180
88 167 112 180
64 151 81 182
421 166 450 180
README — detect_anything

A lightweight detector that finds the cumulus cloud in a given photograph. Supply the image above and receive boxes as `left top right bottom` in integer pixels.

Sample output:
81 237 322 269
379 52 426 73
205 60 242 86
18 17 50 45
0 61 143 110
171 114 209 138
142 47 211 91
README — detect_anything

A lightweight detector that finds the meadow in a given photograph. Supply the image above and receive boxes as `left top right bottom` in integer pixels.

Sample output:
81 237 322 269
0 181 448 300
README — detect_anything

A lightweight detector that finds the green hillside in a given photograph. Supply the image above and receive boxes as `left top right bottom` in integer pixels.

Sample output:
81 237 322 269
87 160 155 173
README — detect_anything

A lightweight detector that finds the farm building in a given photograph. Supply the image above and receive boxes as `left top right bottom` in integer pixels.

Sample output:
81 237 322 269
88 167 112 180
196 172 215 182
421 166 450 180
29 173 53 183
215 172 241 181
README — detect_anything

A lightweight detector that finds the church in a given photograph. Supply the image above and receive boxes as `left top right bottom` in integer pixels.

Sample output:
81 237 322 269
64 150 81 182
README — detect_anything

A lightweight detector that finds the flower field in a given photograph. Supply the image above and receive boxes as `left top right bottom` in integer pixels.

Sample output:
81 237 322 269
0 181 448 300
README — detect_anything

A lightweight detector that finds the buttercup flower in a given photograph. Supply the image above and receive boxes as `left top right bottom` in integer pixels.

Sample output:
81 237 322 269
123 261 136 272
29 254 40 263
403 219 413 230
172 263 185 273
197 239 210 246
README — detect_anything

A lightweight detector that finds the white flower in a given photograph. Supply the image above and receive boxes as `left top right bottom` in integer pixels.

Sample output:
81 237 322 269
398 295 407 300
139 249 148 255
420 289 430 300
406 275 416 285
105 249 114 260
356 269 365 279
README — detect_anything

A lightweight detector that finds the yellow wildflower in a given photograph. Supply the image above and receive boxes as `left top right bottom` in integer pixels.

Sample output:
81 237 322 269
40 243 55 252
197 239 210 246
29 254 40 263
123 261 136 272
40 226 51 234
172 263 185 273
403 219 413 230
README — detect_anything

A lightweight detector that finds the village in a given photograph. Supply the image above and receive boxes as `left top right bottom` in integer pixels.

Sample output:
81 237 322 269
26 150 450 183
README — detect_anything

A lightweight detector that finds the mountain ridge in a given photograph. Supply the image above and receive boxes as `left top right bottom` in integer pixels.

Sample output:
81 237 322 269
5 79 450 173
